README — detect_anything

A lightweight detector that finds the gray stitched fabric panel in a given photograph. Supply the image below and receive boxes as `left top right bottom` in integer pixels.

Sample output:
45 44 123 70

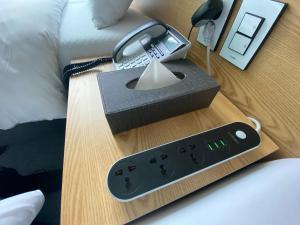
98 59 219 113
97 59 220 133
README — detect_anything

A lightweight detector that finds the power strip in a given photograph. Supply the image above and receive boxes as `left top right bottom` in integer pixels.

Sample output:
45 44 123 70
107 122 261 202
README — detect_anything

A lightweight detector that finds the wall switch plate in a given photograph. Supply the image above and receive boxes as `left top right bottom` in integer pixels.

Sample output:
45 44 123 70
220 0 287 70
197 0 236 51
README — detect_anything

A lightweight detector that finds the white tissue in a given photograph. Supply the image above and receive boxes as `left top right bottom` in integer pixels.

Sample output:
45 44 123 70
134 60 181 90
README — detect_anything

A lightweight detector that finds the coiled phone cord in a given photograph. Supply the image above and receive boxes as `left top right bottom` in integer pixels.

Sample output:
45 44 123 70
62 56 112 89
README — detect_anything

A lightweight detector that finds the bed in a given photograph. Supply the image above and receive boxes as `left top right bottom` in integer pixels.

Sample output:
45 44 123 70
59 0 149 70
132 159 300 225
0 0 149 133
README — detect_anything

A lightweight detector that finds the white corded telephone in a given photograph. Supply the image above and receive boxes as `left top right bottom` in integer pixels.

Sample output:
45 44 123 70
63 20 191 88
112 20 191 70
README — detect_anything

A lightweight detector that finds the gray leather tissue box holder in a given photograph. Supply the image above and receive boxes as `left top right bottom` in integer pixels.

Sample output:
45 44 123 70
97 59 220 134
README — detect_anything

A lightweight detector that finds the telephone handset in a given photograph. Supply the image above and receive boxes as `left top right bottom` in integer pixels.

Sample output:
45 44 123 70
112 20 191 70
62 20 191 88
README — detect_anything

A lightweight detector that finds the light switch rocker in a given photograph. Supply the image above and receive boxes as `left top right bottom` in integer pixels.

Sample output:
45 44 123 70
107 122 261 202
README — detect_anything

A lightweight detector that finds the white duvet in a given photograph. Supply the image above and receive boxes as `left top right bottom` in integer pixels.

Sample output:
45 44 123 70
0 0 68 130
0 190 45 225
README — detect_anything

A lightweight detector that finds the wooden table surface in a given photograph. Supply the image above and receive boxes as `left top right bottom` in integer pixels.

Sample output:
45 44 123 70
61 60 278 225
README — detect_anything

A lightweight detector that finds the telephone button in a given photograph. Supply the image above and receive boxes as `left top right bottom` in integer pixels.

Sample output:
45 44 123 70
156 47 164 56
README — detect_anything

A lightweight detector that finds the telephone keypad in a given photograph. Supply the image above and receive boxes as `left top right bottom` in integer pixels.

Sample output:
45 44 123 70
147 45 164 60
117 43 168 70
118 52 151 70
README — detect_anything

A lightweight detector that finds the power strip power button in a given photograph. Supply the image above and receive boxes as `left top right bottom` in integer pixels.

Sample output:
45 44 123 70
236 130 247 139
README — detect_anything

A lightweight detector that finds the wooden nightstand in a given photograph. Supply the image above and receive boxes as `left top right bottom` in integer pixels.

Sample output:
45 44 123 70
61 58 278 225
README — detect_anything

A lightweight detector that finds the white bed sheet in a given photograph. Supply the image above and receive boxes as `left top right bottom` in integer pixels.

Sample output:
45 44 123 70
0 0 67 130
59 0 150 70
0 0 149 130
132 159 300 225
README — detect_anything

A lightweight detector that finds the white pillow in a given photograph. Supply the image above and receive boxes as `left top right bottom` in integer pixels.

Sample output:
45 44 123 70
90 0 133 29
0 190 45 225
0 0 67 130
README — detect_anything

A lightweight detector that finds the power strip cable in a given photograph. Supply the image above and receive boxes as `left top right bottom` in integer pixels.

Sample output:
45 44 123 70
202 21 215 76
247 117 262 134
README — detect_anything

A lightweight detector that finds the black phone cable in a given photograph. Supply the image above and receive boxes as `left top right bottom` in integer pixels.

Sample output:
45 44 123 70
62 56 112 89
187 26 194 40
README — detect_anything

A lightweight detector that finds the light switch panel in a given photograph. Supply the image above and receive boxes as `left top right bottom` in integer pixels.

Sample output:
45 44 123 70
220 0 287 70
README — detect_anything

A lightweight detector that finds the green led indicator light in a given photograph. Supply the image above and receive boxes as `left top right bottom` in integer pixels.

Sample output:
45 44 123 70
208 139 226 151
220 140 226 146
214 142 219 148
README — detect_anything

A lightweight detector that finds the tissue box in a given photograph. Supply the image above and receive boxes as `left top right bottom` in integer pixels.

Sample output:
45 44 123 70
97 59 220 134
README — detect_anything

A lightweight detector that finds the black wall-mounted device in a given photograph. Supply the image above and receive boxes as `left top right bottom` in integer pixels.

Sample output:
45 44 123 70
191 0 224 27
107 122 261 202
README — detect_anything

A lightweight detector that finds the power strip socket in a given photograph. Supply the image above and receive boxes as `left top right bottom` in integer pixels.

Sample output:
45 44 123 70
107 122 260 202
